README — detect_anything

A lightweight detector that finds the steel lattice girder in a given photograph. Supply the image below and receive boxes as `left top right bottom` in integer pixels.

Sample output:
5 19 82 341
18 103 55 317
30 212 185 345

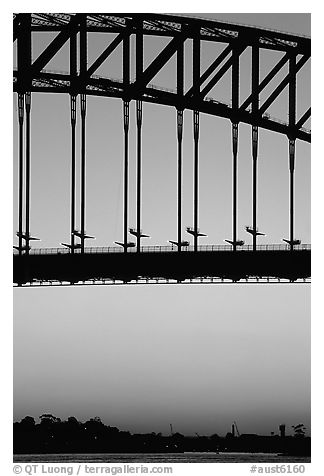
13 13 311 142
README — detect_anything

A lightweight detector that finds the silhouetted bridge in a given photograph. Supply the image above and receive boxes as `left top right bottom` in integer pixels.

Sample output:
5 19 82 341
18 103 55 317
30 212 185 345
14 244 310 286
13 14 311 286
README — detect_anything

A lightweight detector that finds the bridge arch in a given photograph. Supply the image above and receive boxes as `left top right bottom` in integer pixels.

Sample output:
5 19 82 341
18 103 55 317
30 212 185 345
13 14 311 285
13 13 310 141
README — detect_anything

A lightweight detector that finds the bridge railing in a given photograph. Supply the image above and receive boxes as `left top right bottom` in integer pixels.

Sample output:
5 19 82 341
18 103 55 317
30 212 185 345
13 243 311 255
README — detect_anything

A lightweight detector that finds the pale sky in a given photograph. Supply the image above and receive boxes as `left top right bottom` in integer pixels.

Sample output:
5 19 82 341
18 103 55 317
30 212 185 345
14 284 310 436
13 12 311 437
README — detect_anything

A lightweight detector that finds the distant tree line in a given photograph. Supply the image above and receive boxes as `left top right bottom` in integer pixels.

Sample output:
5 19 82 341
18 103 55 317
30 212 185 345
13 414 310 456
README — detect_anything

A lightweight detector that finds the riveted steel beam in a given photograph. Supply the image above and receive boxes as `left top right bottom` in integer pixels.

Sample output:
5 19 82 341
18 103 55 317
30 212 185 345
177 36 184 101
13 13 23 42
251 44 261 251
123 100 130 252
136 100 143 253
70 94 77 252
177 109 183 251
123 31 130 90
288 52 297 131
17 93 24 255
289 139 296 250
231 42 239 251
17 14 32 92
80 94 86 253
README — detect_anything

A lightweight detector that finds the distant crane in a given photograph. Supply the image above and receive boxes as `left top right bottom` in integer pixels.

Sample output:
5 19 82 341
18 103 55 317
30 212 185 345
233 421 240 437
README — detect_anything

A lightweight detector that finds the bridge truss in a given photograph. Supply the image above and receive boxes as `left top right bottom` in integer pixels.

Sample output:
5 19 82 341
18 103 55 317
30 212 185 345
13 13 311 285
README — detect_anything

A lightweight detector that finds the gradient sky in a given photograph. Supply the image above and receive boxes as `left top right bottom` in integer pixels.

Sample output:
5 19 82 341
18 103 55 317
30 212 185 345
13 12 311 437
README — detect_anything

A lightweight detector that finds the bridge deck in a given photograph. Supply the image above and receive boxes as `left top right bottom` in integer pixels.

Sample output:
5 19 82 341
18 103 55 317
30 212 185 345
13 243 310 255
13 245 311 285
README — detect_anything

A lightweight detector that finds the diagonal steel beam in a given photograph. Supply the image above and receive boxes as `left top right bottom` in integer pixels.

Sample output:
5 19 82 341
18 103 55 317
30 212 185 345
240 52 290 111
259 54 310 116
30 14 82 75
185 44 232 98
131 35 186 94
199 45 247 99
295 108 311 130
86 32 126 77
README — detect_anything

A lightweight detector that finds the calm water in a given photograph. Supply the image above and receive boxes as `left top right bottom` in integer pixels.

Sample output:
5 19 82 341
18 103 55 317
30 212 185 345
14 453 311 463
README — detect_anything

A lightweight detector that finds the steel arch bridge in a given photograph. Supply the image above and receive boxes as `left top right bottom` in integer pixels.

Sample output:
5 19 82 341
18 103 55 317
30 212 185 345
13 13 311 286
